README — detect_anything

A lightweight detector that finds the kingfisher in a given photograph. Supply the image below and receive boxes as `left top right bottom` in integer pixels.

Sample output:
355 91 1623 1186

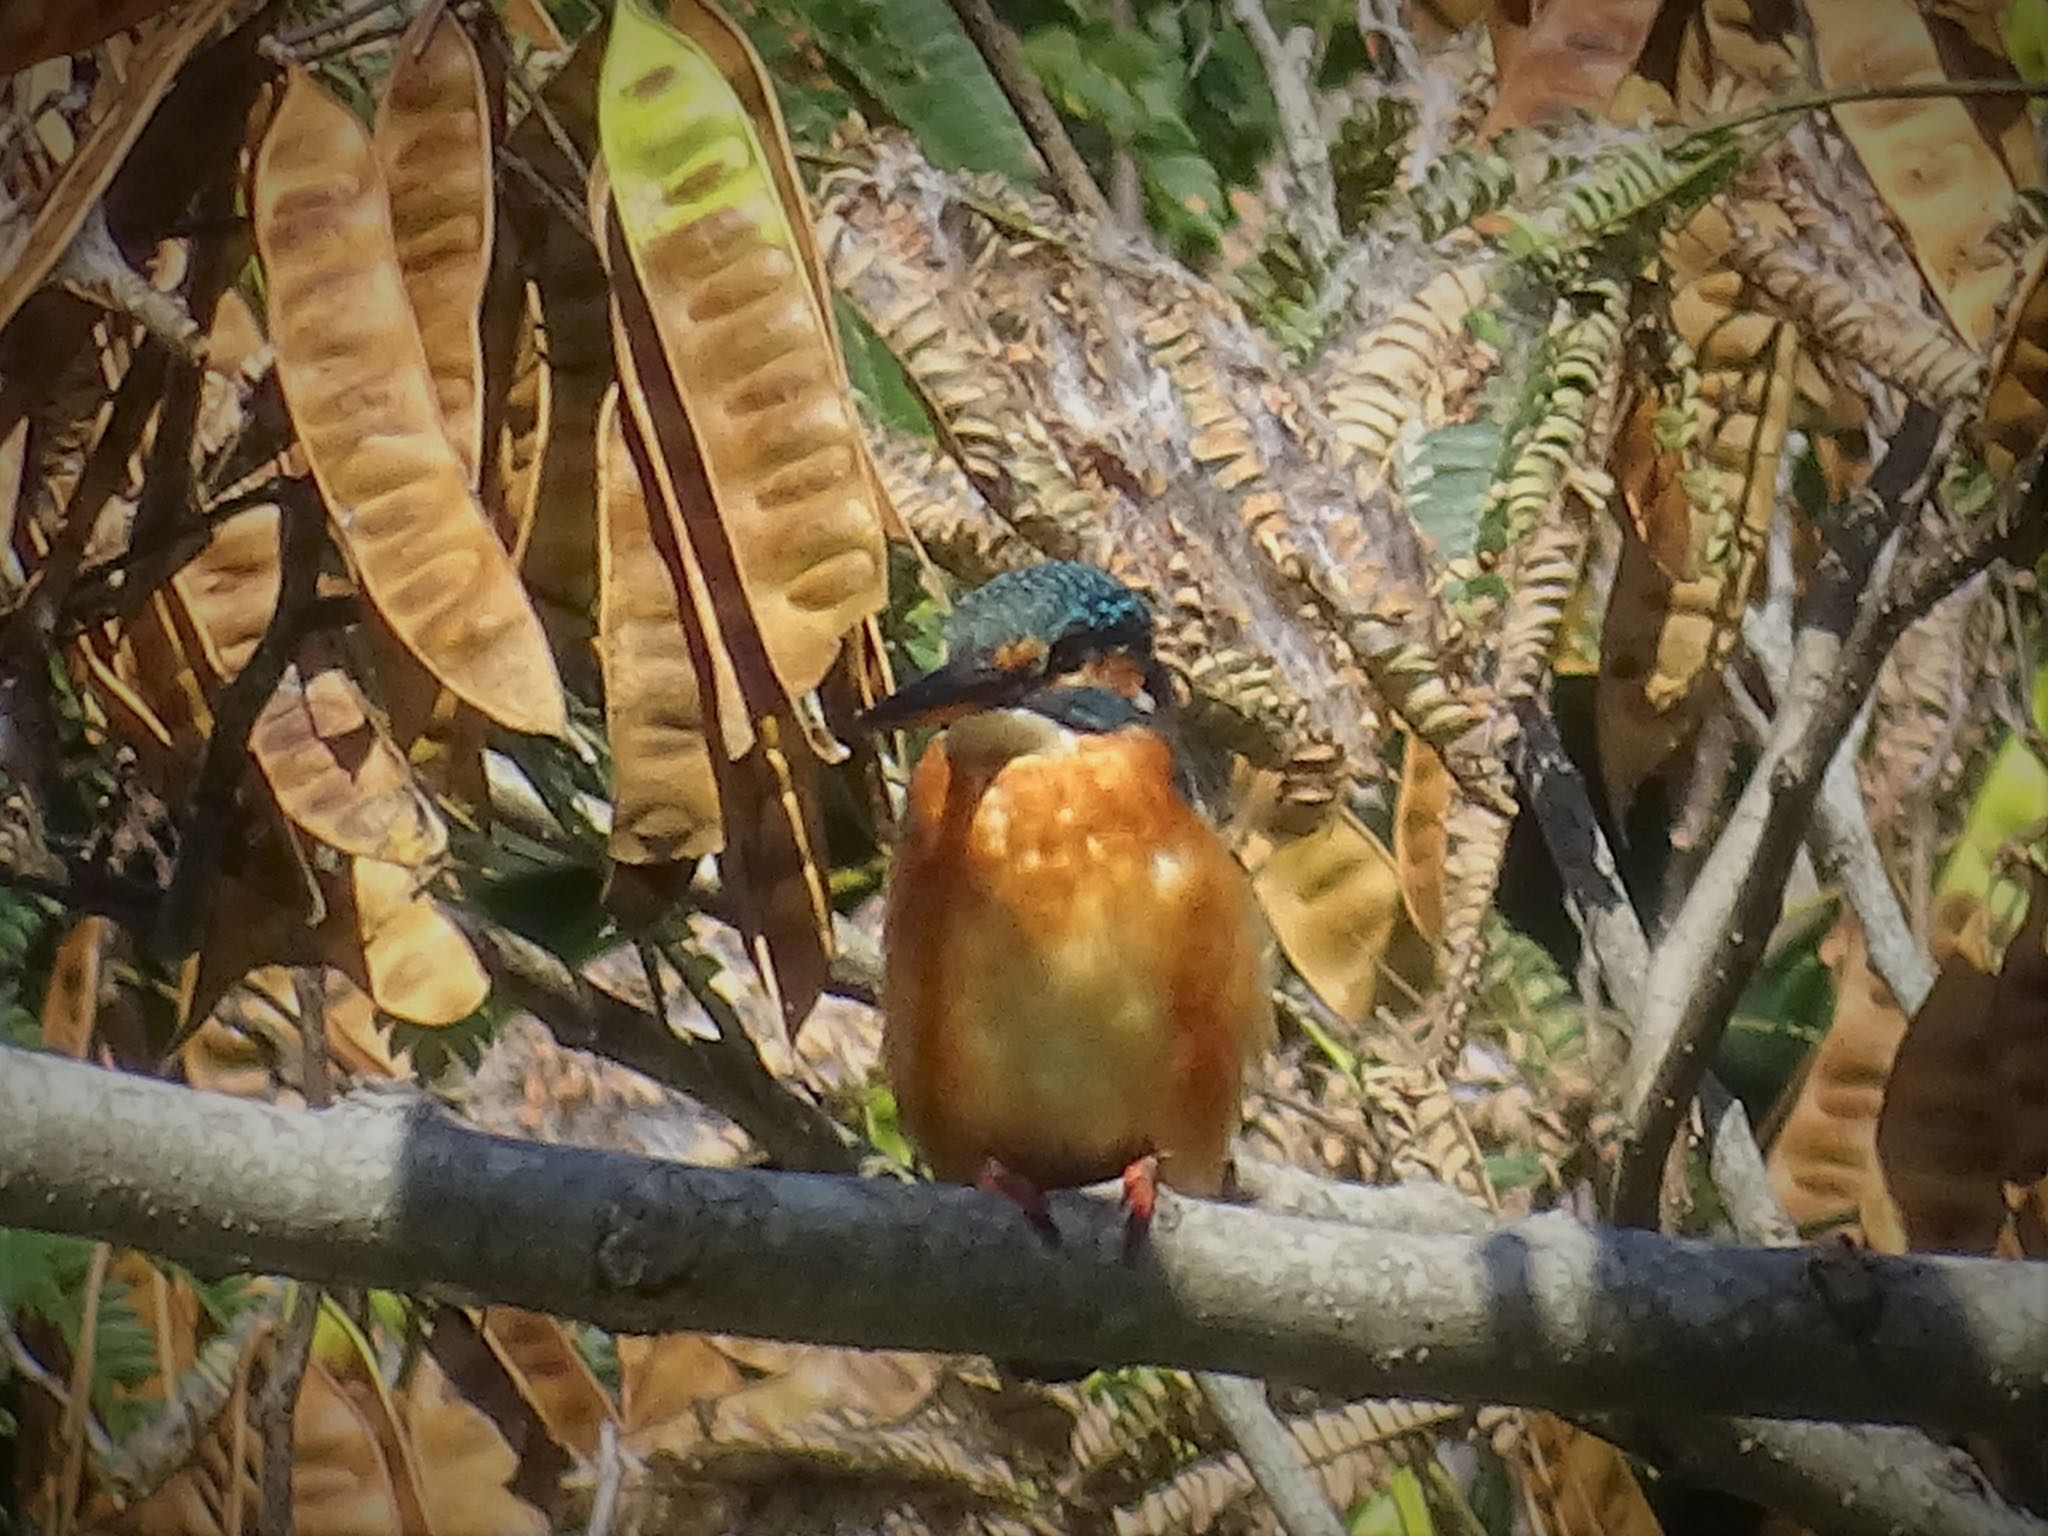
865 561 1274 1246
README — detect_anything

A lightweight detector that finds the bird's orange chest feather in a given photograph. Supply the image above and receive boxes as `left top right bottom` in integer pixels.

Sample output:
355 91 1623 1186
882 726 1271 1193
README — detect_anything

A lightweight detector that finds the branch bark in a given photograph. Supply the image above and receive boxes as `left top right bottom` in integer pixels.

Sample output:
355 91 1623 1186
1230 0 1340 268
942 0 1111 223
1505 692 2038 1535
1613 412 2026 1225
6 1046 2048 1440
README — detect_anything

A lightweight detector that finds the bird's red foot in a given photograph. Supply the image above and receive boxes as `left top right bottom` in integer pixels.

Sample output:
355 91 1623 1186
1120 1153 1160 1261
977 1158 1059 1246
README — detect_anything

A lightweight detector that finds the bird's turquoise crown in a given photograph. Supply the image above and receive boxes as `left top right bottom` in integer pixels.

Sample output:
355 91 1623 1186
862 562 1161 732
945 561 1154 673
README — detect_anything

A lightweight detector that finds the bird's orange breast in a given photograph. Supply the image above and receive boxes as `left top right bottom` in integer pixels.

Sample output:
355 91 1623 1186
882 724 1273 1195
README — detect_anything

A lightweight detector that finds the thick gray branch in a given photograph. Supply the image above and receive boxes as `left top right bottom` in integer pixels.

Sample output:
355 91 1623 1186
5 1047 2048 1439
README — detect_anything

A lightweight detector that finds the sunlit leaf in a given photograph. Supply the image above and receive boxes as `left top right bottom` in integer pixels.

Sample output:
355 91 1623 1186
253 69 568 740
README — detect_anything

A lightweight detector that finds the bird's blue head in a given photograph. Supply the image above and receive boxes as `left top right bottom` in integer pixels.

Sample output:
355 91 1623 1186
862 562 1165 734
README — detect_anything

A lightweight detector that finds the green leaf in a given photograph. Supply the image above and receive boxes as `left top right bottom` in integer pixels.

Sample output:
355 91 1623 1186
836 296 933 439
783 0 1040 179
2006 0 2048 83
1351 1466 1435 1535
1398 419 1501 564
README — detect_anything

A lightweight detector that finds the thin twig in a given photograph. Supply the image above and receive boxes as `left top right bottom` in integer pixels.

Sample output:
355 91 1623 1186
0 340 171 670
293 969 332 1109
1694 76 2048 142
256 1285 319 1536
1736 611 1936 1014
454 914 857 1173
1230 0 1341 268
498 147 596 247
942 0 1112 222
1507 696 1649 1015
1193 1372 1348 1536
54 1242 112 1536
491 25 588 183
150 484 325 962
585 1420 625 1536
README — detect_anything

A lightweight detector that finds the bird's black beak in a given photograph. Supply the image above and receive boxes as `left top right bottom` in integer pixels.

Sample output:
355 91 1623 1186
858 655 1032 733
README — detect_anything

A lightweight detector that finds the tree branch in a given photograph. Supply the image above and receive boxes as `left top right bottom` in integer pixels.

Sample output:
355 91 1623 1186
1193 1372 1347 1536
942 0 1112 222
1230 0 1340 268
1505 691 2038 1535
1612 412 2025 1226
7 1047 2048 1441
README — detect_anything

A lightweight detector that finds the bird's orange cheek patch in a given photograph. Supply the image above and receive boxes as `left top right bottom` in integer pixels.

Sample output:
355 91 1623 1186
991 635 1048 675
1080 651 1149 699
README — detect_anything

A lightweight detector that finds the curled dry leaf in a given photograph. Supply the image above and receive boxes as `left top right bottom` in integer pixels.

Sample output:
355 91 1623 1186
396 1350 551 1536
0 0 187 70
293 1361 408 1536
252 69 567 740
1766 919 1907 1241
598 389 737 865
619 1335 746 1449
40 915 109 1060
376 8 494 484
598 0 886 703
1393 737 1452 946
347 858 489 1027
1806 0 2021 346
480 1307 618 1462
168 503 282 683
250 662 447 868
1877 869 2048 1253
1520 1409 1665 1536
1240 796 1409 1023
1481 0 1662 134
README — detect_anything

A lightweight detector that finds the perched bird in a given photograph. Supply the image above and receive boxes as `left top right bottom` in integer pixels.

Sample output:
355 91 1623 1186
866 562 1274 1245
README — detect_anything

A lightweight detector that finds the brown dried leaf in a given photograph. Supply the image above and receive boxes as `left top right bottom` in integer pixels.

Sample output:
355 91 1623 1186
0 0 187 70
40 915 108 1060
1767 919 1907 1241
479 1307 618 1462
1483 0 1662 133
597 388 733 865
1241 799 1407 1023
1393 737 1452 945
376 8 494 484
0 0 237 330
249 662 447 867
293 1361 408 1536
1806 0 2020 345
619 1334 745 1447
1877 869 2048 1252
252 69 567 739
397 1350 550 1536
1520 1410 1665 1536
167 504 281 684
347 858 488 1027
